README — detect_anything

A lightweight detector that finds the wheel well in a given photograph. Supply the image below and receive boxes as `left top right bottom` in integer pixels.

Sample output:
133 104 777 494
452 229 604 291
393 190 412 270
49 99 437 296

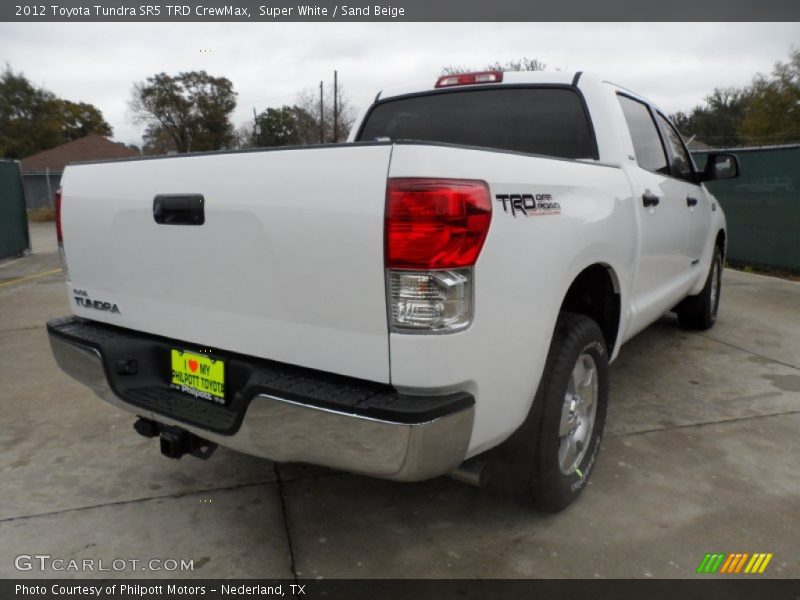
716 229 726 259
559 265 621 353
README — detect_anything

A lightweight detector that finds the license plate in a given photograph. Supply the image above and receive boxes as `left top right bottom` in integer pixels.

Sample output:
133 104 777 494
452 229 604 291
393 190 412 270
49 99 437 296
170 349 226 404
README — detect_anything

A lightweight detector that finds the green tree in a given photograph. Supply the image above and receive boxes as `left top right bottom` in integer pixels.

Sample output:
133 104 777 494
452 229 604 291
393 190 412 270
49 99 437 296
131 71 237 154
253 106 308 147
141 126 178 155
672 49 800 148
291 105 320 144
441 56 548 76
670 88 749 148
0 65 113 159
740 49 800 145
57 99 112 141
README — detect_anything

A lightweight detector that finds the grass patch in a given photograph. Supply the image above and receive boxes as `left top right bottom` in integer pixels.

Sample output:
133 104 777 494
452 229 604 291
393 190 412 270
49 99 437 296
27 206 56 222
727 260 800 282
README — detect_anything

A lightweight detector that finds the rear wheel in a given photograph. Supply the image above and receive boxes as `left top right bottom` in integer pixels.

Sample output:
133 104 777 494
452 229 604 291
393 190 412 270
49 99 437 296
676 246 722 330
526 313 609 512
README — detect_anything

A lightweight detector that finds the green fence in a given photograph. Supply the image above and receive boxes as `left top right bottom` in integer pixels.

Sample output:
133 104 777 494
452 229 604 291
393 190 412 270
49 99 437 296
0 160 30 259
694 145 800 271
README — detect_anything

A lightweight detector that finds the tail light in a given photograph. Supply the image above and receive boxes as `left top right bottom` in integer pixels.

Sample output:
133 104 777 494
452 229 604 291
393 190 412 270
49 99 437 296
55 188 69 279
385 178 491 333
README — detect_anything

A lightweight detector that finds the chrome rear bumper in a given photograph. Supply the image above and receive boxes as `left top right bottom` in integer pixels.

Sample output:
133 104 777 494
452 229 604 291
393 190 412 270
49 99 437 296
48 326 473 482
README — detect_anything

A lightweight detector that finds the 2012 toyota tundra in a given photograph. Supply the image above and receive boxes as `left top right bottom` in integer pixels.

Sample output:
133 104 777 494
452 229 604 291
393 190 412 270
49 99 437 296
47 70 739 511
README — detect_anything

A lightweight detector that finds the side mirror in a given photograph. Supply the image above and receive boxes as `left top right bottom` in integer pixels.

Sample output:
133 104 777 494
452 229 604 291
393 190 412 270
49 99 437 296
701 153 740 182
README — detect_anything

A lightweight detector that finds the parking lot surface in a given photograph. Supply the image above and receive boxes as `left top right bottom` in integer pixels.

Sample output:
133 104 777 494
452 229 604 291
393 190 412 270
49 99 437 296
1 223 798 579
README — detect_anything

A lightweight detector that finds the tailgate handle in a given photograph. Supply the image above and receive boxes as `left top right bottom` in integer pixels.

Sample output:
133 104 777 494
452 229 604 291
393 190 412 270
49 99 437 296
153 194 205 225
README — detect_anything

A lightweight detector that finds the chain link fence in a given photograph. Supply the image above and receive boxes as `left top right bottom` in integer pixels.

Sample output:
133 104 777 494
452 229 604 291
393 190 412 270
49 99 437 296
21 169 62 210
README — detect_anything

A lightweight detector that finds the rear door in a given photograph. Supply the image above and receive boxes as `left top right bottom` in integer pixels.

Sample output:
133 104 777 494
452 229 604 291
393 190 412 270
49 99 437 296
617 94 690 323
654 112 712 267
61 144 394 383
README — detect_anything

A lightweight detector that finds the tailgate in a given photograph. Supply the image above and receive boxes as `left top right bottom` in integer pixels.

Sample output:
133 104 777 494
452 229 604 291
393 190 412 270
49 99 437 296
60 144 393 383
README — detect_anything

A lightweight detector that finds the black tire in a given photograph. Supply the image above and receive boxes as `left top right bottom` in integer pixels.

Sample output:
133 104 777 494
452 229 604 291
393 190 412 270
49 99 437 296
676 246 722 331
525 312 609 512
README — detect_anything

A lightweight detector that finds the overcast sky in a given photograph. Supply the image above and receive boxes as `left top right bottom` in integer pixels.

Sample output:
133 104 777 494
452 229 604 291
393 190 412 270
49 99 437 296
1 22 798 146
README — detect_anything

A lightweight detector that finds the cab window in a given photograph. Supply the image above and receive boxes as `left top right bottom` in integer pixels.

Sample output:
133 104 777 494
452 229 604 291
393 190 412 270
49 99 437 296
656 113 694 181
617 94 669 175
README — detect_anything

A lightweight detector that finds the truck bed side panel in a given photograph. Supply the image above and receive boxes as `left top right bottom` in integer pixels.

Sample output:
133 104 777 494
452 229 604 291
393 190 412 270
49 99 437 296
387 144 637 454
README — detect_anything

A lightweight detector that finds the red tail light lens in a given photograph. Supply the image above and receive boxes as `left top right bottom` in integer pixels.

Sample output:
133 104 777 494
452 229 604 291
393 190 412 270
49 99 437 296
55 188 63 244
386 179 492 270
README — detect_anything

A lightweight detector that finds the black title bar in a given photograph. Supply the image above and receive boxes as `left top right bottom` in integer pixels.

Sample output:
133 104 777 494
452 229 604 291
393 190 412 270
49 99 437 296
4 0 800 22
4 579 800 600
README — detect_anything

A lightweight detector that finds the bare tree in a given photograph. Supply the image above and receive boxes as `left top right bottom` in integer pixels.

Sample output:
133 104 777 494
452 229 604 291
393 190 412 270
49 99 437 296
295 78 357 144
441 57 549 76
235 121 255 149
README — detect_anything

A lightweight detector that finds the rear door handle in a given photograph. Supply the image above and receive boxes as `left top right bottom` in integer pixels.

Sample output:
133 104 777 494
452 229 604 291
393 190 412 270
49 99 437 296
642 192 660 208
153 194 205 225
686 196 698 207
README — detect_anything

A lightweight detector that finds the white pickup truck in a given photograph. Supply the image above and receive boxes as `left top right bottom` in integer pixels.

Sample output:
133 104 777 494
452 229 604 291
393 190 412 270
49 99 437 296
48 71 738 511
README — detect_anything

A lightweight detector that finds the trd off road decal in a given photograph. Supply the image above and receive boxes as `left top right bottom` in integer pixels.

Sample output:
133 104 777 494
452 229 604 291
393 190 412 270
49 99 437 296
496 193 561 217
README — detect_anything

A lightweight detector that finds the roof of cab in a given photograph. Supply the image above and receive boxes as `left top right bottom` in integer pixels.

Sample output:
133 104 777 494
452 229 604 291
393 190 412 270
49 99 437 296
376 70 584 102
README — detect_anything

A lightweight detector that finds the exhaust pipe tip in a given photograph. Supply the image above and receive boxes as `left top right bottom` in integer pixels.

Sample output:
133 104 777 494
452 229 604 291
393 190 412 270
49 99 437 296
450 460 489 487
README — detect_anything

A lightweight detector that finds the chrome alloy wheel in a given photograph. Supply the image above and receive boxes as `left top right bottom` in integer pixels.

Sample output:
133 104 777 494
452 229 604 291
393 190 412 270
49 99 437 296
558 353 598 475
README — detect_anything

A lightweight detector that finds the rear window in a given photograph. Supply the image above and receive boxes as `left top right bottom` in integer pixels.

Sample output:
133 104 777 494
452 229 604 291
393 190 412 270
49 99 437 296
357 87 598 160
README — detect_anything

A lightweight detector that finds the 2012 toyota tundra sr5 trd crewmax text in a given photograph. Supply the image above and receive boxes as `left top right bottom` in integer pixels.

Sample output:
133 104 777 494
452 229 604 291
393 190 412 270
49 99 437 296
48 71 739 511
